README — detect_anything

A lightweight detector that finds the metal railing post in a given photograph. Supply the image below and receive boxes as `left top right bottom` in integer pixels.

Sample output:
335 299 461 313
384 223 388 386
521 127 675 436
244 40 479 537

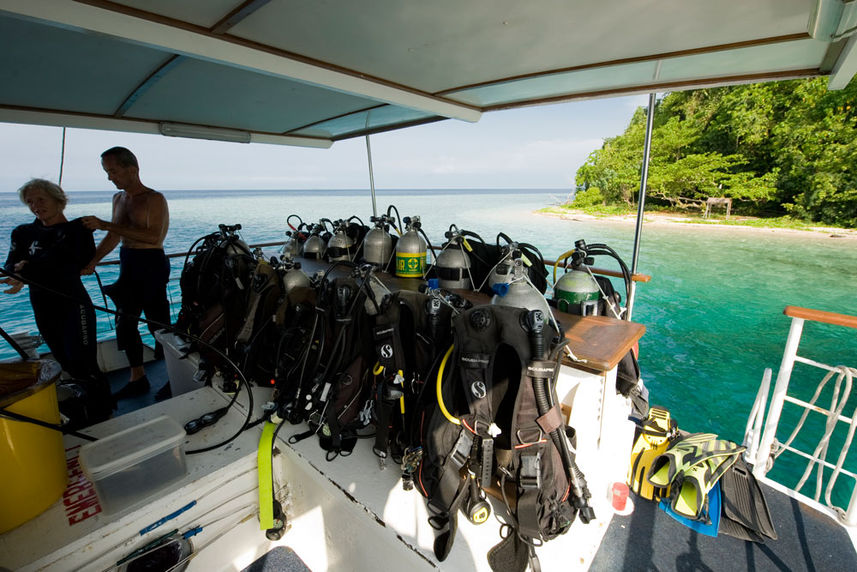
754 317 805 477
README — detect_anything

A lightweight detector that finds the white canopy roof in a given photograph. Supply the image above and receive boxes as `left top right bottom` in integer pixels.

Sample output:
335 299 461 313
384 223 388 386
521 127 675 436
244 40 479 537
1 0 855 147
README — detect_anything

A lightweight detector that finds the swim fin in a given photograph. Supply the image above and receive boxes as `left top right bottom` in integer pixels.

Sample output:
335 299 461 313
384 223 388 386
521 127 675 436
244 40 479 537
718 457 777 542
647 433 744 490
659 480 721 537
627 406 676 500
670 445 743 520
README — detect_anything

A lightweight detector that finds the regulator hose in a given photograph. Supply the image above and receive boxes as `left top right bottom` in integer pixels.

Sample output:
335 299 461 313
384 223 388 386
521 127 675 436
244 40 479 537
436 345 460 426
525 309 594 523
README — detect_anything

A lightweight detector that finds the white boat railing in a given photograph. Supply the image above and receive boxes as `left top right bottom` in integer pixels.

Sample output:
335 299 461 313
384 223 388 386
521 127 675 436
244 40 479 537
745 306 857 527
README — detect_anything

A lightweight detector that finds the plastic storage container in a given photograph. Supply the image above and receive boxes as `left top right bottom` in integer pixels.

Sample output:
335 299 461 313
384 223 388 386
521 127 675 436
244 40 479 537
154 330 209 397
80 415 187 513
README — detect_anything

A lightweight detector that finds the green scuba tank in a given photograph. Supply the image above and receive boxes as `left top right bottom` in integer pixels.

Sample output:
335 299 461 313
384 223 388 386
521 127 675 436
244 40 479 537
554 268 600 315
395 216 426 278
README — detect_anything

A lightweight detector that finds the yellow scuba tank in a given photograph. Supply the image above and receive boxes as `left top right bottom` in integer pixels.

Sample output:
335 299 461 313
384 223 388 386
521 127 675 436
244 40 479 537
395 216 426 278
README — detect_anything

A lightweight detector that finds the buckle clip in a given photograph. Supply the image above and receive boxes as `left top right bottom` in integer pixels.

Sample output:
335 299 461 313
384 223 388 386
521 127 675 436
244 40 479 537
519 452 541 489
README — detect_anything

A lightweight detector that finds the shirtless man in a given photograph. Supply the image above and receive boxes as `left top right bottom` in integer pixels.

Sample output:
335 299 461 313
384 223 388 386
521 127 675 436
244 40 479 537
82 147 171 400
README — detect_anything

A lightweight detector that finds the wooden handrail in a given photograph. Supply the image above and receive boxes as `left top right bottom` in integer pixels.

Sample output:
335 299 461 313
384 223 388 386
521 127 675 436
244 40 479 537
784 305 857 330
543 259 651 283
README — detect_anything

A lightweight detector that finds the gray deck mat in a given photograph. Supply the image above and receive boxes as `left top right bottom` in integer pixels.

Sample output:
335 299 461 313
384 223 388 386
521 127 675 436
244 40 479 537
590 481 857 571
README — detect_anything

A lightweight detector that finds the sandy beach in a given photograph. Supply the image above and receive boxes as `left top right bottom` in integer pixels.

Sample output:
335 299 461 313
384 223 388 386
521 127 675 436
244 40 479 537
541 209 857 240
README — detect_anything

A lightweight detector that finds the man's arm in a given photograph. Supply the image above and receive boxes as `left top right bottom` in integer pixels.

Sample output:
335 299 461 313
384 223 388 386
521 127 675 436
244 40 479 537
82 232 121 275
82 192 168 246
81 193 122 275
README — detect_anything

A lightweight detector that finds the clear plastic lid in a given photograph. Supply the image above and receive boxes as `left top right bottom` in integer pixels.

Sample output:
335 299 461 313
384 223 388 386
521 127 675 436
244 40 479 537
80 415 186 479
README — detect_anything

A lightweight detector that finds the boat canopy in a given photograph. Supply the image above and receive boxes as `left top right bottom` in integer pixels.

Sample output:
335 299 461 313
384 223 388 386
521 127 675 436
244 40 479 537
1 0 856 147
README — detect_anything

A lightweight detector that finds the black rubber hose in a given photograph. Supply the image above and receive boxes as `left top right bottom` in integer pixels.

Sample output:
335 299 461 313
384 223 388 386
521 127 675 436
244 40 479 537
525 310 594 522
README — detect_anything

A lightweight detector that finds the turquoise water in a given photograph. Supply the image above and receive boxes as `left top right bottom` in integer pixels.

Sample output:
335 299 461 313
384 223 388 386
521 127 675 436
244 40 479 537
3 188 857 505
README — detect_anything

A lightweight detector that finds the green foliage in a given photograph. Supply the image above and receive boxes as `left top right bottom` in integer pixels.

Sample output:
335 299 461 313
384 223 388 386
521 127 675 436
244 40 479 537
575 77 857 227
569 186 604 207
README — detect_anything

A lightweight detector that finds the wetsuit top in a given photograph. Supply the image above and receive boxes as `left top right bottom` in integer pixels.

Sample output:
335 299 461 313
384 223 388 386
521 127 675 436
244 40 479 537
4 218 95 303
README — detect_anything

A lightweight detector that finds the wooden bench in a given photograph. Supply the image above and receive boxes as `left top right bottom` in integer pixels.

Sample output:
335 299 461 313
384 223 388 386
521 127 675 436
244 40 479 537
703 196 732 218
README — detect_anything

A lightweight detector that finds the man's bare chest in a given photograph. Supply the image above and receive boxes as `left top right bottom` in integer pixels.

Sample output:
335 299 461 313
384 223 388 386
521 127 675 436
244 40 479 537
116 193 150 228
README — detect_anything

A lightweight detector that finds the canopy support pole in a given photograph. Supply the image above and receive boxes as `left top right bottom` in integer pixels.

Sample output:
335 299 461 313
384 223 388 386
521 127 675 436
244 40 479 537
627 92 656 321
58 127 67 186
365 134 377 217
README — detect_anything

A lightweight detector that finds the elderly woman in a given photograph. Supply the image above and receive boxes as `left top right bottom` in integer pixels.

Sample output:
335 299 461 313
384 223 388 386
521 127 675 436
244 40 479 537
2 178 113 424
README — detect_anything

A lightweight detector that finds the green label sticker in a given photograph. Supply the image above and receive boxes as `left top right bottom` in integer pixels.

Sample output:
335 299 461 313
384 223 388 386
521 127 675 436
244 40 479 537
396 252 425 277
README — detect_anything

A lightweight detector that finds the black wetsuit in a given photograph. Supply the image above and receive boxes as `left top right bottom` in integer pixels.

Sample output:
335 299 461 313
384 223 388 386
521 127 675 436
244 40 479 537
3 218 110 406
104 246 170 367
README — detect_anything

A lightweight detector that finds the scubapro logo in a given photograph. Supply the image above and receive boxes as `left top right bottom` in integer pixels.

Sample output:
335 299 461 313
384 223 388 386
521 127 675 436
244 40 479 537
471 381 487 399
380 344 393 359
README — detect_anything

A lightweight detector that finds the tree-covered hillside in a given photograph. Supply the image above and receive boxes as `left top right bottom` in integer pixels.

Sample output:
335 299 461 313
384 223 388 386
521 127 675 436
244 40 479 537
574 78 857 227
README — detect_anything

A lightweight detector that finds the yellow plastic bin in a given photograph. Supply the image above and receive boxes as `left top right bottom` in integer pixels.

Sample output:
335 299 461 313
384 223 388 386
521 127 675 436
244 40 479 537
0 360 67 533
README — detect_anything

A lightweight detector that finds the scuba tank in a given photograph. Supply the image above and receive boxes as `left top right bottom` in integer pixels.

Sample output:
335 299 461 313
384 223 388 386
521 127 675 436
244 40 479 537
553 239 632 318
488 240 518 293
395 216 426 278
554 269 600 316
301 221 329 260
435 225 472 290
327 219 355 262
490 257 546 311
362 214 395 269
281 214 306 260
279 258 311 293
489 233 549 295
281 230 304 260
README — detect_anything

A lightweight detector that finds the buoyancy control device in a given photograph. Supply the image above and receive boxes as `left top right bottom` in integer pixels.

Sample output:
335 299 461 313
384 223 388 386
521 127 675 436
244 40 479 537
370 289 455 471
551 240 645 405
290 263 380 459
395 216 427 278
415 305 593 570
175 224 255 376
235 252 287 386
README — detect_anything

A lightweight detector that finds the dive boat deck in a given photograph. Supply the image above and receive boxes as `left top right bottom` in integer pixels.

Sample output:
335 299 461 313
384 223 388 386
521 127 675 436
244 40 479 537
4 339 857 571
592 479 857 571
15 356 854 572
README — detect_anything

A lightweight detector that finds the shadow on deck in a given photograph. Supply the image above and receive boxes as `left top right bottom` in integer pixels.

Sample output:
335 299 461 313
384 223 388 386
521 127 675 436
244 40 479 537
591 482 857 571
107 357 169 417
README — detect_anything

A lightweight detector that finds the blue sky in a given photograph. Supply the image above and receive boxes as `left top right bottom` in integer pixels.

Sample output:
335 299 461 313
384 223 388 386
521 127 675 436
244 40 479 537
0 95 647 192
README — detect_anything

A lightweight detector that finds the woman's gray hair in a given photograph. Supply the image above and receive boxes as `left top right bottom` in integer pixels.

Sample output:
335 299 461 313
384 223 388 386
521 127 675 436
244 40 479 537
18 178 68 210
